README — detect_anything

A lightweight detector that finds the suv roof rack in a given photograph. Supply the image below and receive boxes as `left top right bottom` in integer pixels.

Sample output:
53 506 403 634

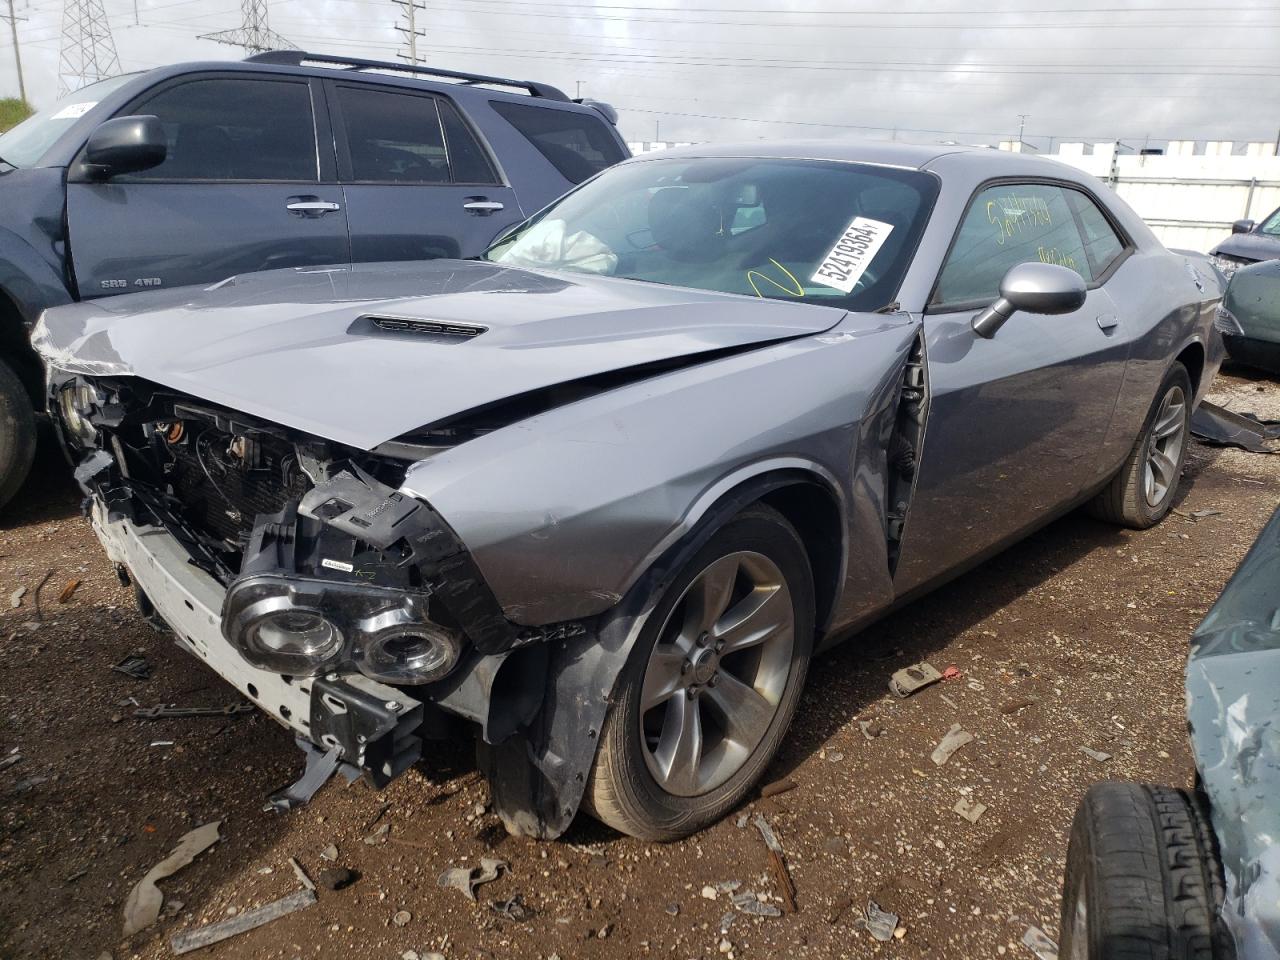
245 50 571 101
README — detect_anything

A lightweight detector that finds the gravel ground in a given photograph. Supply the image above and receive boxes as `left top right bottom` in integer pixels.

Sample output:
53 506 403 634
1 369 1277 960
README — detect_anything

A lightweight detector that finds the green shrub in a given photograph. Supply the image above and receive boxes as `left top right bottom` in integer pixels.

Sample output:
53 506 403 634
0 98 34 133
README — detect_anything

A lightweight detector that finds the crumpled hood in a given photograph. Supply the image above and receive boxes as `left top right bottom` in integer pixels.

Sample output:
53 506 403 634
1212 230 1280 264
34 259 850 449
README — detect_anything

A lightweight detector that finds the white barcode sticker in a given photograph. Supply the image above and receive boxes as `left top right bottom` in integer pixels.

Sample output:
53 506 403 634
321 558 354 573
52 101 97 120
811 217 894 293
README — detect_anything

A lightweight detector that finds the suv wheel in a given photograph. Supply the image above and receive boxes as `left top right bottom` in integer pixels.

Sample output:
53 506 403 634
0 358 36 512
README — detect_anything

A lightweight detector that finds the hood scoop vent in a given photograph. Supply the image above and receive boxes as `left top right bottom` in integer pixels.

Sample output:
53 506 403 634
349 315 487 343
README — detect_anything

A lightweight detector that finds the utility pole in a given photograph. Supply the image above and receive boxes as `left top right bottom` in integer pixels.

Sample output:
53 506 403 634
1016 113 1030 150
58 0 121 96
394 0 425 65
5 0 26 103
200 0 291 56
576 80 583 98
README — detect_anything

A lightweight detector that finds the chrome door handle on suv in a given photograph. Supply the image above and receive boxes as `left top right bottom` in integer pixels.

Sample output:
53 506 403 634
463 199 505 215
286 197 342 217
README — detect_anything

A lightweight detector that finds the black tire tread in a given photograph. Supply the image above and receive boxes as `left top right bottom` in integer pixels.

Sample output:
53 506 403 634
1060 781 1233 960
0 357 37 513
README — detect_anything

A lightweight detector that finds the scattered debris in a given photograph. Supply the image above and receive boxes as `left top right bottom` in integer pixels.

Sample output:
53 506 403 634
953 797 988 823
715 880 742 894
735 813 749 829
317 866 358 891
732 891 782 917
169 889 316 955
1190 509 1222 520
0 753 21 772
719 913 736 934
289 857 315 892
1080 746 1112 763
942 665 962 681
9 586 26 608
889 661 942 697
930 724 974 766
1022 924 1059 960
853 899 899 941
393 909 412 926
122 820 221 936
490 894 530 921
1190 401 1280 453
437 857 508 901
752 813 797 913
133 703 253 720
319 844 338 862
31 569 55 620
858 719 884 741
701 885 718 900
363 823 390 845
148 740 174 748
56 578 81 603
940 694 959 709
760 778 797 798
664 903 680 916
1000 697 1036 715
111 654 152 680
827 751 844 762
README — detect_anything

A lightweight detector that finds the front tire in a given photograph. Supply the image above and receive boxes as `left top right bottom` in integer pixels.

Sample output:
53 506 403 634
585 504 814 840
0 358 37 513
1059 782 1232 960
1089 363 1192 529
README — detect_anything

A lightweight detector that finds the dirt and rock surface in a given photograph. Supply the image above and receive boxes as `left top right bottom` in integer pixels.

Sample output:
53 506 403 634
1 370 1277 960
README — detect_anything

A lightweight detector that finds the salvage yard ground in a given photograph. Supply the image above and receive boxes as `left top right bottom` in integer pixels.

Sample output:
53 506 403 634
2 370 1278 960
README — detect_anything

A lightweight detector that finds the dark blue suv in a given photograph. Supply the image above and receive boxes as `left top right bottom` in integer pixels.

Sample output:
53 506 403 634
0 50 628 508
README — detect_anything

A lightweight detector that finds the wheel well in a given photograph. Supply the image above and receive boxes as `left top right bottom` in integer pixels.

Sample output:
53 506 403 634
759 481 843 634
1176 341 1205 398
0 288 43 404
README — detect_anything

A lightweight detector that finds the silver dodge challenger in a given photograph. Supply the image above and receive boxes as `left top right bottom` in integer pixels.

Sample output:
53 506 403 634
34 141 1224 840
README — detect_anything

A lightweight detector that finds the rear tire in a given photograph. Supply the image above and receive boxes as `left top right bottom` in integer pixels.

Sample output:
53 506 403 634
585 504 814 841
0 358 37 513
1089 363 1192 529
1059 781 1233 960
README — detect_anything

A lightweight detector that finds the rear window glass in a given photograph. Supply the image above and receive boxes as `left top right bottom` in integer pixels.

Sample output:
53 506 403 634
437 98 500 185
489 100 624 184
335 86 449 184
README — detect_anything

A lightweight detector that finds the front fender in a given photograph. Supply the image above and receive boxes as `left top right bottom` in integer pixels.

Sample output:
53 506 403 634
401 319 918 627
0 230 73 325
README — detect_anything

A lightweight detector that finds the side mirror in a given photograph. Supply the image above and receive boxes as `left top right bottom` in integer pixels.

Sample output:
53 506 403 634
83 115 166 178
972 262 1088 338
1231 219 1256 235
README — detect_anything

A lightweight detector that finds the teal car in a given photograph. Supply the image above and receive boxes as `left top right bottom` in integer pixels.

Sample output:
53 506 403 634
1217 258 1280 374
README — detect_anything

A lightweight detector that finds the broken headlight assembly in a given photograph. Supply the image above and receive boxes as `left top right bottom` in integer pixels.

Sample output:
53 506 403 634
56 379 101 447
223 574 462 682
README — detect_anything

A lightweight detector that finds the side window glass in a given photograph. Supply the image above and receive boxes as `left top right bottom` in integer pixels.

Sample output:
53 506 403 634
933 183 1090 308
437 98 500 185
123 77 317 182
1067 190 1126 278
489 100 625 184
335 86 449 184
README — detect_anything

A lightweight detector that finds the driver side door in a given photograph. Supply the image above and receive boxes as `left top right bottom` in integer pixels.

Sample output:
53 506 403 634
893 180 1133 594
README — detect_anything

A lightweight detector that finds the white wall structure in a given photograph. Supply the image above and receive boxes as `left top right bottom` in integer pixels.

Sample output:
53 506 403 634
999 140 1280 253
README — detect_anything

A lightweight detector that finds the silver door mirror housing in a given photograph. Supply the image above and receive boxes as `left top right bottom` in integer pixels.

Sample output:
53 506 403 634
83 115 167 178
971 261 1088 339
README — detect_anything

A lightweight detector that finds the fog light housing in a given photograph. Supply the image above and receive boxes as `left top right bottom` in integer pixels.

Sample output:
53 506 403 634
57 380 100 447
1214 306 1245 336
354 606 461 685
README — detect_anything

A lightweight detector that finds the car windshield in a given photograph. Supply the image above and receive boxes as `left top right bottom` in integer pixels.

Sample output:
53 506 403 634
484 156 939 312
1261 207 1280 237
0 75 134 170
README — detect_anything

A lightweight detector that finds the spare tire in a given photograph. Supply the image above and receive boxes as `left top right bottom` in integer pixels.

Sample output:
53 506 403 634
1059 781 1234 960
0 357 36 512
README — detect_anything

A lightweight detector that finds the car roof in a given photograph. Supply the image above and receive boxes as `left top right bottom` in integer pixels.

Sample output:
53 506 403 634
624 138 1085 177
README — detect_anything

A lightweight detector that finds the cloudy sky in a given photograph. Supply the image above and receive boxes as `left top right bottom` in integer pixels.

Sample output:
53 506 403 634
3 0 1278 150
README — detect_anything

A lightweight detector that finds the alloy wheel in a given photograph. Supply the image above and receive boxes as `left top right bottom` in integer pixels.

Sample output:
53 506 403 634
1143 384 1187 507
638 550 795 797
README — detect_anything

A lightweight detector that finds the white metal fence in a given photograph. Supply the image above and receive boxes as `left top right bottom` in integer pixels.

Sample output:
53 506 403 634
627 138 1280 255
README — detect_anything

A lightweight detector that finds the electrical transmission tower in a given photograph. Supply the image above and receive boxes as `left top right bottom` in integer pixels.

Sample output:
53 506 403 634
57 0 121 96
199 0 291 56
394 0 425 65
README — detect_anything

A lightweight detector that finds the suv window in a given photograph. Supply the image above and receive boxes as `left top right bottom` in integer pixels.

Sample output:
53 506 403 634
934 182 1092 308
123 77 317 181
334 85 450 184
489 100 624 184
1066 190 1126 277
437 98 500 185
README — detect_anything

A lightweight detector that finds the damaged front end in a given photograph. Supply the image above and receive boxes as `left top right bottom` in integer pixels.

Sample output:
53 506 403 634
53 371 579 816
